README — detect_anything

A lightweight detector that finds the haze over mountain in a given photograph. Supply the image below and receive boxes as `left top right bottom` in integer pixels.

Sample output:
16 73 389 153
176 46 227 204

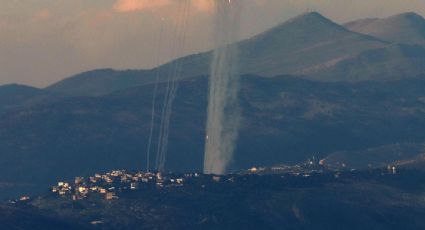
345 12 425 46
46 12 425 97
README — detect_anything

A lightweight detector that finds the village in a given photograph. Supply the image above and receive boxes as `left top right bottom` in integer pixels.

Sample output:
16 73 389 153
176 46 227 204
13 157 396 203
50 170 189 201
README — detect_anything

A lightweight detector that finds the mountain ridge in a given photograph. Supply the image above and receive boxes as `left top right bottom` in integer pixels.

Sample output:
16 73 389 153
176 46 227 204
0 84 61 114
43 11 425 97
345 12 425 46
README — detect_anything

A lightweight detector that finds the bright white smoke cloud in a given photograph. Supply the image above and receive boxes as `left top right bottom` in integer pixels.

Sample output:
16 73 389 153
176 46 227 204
204 0 242 175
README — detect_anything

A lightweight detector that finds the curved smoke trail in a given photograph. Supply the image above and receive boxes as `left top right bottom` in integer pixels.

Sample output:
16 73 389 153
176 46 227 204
145 18 165 172
155 0 191 172
204 0 241 175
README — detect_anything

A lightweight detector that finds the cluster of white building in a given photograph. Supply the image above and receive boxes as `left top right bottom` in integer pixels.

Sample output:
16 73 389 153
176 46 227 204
51 170 187 201
17 164 400 204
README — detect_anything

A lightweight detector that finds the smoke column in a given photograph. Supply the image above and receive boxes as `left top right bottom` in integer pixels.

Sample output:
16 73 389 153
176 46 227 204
204 0 241 175
155 0 191 172
146 18 165 172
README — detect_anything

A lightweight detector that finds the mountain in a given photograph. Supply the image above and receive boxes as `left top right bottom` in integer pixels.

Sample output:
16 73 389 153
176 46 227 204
4 75 425 198
314 43 425 81
46 12 425 97
236 12 386 77
345 12 425 46
344 18 379 31
46 69 154 97
46 52 211 97
0 84 61 114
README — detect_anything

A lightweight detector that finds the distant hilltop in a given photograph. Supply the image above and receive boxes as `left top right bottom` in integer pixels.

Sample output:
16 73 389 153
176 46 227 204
41 11 425 97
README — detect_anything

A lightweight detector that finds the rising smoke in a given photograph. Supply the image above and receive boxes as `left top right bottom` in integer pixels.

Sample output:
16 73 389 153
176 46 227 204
204 0 241 175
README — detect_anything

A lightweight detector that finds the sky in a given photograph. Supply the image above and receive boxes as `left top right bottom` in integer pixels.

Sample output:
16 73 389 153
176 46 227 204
0 0 424 87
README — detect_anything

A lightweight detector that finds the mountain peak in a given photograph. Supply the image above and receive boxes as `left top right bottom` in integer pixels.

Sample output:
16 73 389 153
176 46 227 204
284 11 346 30
345 12 425 46
385 12 425 27
0 83 39 92
392 12 424 20
235 11 387 78
294 11 327 19
248 11 349 44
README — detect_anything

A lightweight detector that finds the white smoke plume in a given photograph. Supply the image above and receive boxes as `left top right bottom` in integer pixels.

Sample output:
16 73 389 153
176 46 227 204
155 0 191 172
204 0 242 175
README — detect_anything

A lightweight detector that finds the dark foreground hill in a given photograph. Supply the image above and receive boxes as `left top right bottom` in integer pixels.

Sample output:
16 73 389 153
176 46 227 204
0 204 87 230
6 169 425 230
3 75 425 198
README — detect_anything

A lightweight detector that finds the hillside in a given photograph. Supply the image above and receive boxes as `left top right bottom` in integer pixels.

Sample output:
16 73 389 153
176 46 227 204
0 84 61 114
6 169 425 230
46 69 154 97
314 43 425 81
0 204 85 230
236 12 386 78
4 75 425 198
345 12 425 46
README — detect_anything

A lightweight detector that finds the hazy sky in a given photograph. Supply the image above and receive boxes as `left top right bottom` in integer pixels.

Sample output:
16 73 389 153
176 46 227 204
0 0 424 87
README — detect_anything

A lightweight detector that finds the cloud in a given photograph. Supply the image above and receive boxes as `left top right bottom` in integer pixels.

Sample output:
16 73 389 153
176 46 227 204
32 9 52 21
192 0 214 13
113 0 171 12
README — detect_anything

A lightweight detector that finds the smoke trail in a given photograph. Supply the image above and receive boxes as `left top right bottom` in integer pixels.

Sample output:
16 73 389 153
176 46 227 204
204 0 241 175
155 0 191 172
146 18 165 172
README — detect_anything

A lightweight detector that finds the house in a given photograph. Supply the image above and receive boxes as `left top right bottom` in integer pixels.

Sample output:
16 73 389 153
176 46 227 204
74 177 84 185
212 176 221 182
105 192 117 200
387 165 397 174
104 176 113 183
130 183 139 190
19 196 30 201
91 220 104 225
89 177 98 183
121 175 129 183
77 186 88 194
156 172 163 180
72 195 84 201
